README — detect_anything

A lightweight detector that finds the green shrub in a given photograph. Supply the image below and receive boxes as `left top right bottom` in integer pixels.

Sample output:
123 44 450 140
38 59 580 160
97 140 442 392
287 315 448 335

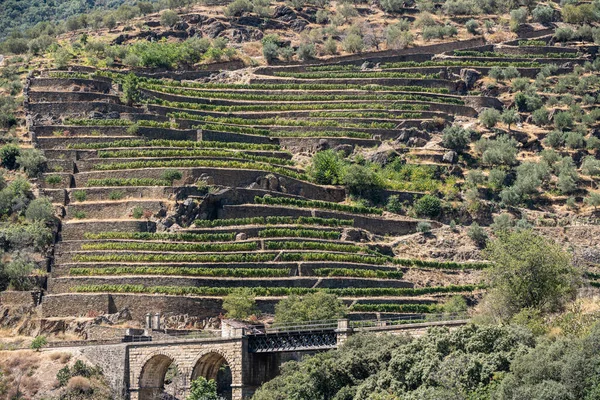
131 206 143 219
386 195 403 214
188 377 218 400
308 150 346 185
72 191 87 202
467 223 488 247
442 125 472 152
479 108 501 128
16 148 46 177
343 164 384 201
160 169 183 184
262 42 279 63
416 221 432 233
465 19 479 35
532 108 549 126
274 292 346 324
45 175 62 186
0 144 20 170
223 288 259 320
554 111 574 131
74 211 86 219
414 195 441 218
30 335 47 351
25 198 53 222
160 10 179 27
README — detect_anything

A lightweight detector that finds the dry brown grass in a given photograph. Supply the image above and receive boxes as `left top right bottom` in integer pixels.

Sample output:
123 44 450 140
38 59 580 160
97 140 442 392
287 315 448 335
66 376 93 394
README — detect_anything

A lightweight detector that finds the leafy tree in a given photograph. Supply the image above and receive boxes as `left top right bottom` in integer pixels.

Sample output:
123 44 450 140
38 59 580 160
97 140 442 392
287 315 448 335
308 150 345 185
386 194 403 214
262 41 279 63
342 164 384 201
25 197 53 222
532 4 554 24
544 130 565 148
465 19 479 35
476 135 518 166
479 108 501 128
187 377 218 400
274 292 346 324
380 0 404 13
296 43 316 61
495 324 600 399
16 148 46 177
467 222 488 247
501 108 521 130
554 111 574 131
342 33 363 53
121 73 140 106
441 125 471 152
222 288 258 320
532 107 549 126
414 194 441 218
483 230 579 320
585 192 600 210
160 10 179 26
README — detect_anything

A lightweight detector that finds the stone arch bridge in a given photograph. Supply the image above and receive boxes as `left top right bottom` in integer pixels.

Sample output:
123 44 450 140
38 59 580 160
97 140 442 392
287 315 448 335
125 316 468 400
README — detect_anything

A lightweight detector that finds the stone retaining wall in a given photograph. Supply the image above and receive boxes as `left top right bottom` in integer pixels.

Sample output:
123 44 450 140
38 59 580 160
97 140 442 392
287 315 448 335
28 101 139 116
74 167 346 202
65 200 168 220
47 275 412 293
29 91 120 104
219 204 438 236
30 78 112 93
61 220 156 240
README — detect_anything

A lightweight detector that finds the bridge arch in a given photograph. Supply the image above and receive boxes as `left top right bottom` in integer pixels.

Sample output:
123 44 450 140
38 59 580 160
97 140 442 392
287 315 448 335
138 351 179 400
190 350 234 399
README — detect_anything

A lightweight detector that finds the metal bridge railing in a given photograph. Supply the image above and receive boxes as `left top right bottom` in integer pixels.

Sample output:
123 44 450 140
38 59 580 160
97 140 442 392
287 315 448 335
245 319 340 335
350 312 469 329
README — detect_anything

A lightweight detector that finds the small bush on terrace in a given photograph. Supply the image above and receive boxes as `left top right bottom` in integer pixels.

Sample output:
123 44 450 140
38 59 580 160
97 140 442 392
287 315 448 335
160 10 179 27
414 195 441 219
308 150 346 185
274 292 346 324
223 288 259 320
160 169 183 185
16 148 46 177
442 125 472 152
479 108 501 128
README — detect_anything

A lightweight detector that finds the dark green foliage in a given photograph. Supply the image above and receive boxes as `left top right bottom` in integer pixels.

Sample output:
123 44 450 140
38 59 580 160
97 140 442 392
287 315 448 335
483 230 579 320
121 73 140 106
25 197 53 222
495 324 600 400
442 125 472 152
252 325 536 400
188 377 218 400
414 195 441 218
467 222 488 247
0 144 20 169
343 164 384 201
160 169 182 184
16 148 46 177
308 150 346 185
223 288 259 320
274 292 347 324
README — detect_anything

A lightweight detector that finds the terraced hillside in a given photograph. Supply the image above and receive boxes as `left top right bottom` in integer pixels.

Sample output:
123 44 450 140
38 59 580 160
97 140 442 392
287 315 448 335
26 29 600 325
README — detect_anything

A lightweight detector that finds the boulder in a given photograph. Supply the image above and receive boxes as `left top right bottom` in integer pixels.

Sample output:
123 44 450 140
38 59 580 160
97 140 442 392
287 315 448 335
236 232 248 241
290 19 308 32
316 139 329 151
443 150 458 164
106 111 120 119
173 21 190 31
273 5 295 18
203 21 226 38
333 144 354 157
238 16 263 27
368 148 400 167
460 68 481 89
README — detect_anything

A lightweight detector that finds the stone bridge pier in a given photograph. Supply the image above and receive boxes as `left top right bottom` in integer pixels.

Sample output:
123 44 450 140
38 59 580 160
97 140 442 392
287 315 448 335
128 337 250 400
